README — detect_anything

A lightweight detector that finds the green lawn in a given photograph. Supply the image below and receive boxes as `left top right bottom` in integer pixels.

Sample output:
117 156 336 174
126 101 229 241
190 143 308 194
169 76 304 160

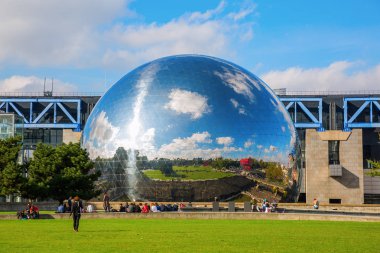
143 165 235 180
0 219 379 253
0 210 56 215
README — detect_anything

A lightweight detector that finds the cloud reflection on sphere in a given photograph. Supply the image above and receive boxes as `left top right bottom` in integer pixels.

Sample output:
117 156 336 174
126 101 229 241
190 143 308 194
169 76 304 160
82 55 301 201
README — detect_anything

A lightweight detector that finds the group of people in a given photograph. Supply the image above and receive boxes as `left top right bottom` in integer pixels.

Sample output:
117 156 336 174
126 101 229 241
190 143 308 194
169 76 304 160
102 192 185 213
115 202 184 213
17 203 39 220
56 196 75 213
57 196 95 214
251 198 278 213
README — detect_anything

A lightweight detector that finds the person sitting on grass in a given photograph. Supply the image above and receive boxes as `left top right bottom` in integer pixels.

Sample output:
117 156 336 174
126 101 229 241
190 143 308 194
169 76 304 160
17 209 28 220
251 198 258 212
119 203 126 212
57 203 65 213
156 203 162 212
86 204 94 213
141 203 150 213
151 203 160 212
135 203 141 213
261 199 267 212
313 198 319 209
160 203 166 212
166 204 173 211
29 204 40 219
126 203 133 213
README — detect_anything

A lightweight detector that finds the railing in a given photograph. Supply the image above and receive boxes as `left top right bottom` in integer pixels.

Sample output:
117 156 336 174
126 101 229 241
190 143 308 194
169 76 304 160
0 92 104 97
276 90 380 96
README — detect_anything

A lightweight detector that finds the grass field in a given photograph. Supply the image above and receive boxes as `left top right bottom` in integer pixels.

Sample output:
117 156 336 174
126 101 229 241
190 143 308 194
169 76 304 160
0 210 56 215
0 219 379 253
143 165 235 180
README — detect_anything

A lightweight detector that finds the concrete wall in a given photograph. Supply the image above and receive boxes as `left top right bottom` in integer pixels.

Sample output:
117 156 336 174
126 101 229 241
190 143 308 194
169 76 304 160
306 129 364 204
63 129 81 144
364 170 380 194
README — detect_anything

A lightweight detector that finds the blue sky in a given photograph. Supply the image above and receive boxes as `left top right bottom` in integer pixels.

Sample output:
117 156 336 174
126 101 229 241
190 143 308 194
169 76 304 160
0 0 379 93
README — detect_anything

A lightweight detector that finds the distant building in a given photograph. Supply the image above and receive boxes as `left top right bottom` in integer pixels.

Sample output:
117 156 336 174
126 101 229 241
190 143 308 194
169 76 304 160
240 158 252 171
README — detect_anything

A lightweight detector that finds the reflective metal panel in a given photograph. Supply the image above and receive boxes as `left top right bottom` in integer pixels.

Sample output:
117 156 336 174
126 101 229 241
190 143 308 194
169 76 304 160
82 55 300 202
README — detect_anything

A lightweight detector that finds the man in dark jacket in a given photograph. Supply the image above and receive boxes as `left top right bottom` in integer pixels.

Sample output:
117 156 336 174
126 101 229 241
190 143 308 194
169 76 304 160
70 196 83 232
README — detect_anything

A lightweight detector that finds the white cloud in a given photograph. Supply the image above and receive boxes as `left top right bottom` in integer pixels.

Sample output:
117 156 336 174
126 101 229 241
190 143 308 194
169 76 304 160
228 2 256 21
262 61 380 91
215 65 262 103
264 145 277 153
157 131 242 159
84 111 120 158
281 126 286 132
216 137 234 146
0 0 256 74
84 117 157 159
0 75 77 93
230 98 247 115
188 1 226 22
102 1 255 69
164 89 211 119
0 0 130 67
257 145 263 149
244 140 253 148
230 98 239 108
269 98 297 149
158 131 211 157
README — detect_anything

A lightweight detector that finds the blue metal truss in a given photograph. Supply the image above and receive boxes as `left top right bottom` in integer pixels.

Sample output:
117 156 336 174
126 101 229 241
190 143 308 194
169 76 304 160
0 98 81 131
344 97 380 131
280 98 324 131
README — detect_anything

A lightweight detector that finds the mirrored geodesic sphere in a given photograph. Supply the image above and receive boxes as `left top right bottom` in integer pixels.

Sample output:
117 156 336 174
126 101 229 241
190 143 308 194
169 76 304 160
82 55 300 202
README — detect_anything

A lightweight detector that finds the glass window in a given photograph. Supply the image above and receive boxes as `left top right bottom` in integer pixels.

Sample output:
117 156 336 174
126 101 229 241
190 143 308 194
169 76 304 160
328 140 340 165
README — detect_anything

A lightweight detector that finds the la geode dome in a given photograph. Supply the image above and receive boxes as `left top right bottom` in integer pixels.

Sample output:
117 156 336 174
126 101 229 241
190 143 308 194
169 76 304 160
82 55 300 201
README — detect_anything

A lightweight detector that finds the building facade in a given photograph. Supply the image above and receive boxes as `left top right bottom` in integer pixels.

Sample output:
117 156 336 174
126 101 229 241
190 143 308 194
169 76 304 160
278 91 380 204
1 91 379 204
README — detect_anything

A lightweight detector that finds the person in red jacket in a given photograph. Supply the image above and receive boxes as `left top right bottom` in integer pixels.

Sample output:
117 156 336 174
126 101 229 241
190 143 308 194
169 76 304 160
141 203 150 213
29 204 39 219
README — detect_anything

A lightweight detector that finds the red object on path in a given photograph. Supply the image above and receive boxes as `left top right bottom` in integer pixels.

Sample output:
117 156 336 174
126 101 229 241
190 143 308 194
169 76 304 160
240 158 252 171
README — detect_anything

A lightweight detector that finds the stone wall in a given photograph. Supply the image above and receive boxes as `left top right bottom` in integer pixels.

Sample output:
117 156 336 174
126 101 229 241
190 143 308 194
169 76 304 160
306 129 364 204
135 175 253 201
63 129 82 144
364 169 380 194
0 202 58 211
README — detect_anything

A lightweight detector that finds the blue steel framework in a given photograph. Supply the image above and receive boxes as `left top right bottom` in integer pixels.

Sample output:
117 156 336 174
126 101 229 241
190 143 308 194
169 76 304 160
344 97 380 131
0 96 378 134
0 98 81 131
279 98 324 131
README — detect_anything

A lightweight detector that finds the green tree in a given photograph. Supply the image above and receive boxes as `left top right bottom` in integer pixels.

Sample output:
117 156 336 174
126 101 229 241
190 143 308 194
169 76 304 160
0 136 24 196
157 159 175 176
25 142 101 203
366 160 380 177
265 164 284 182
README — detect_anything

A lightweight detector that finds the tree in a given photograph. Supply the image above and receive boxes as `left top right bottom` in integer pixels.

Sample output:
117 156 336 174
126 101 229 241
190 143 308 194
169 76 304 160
0 136 24 196
25 142 101 203
156 159 175 176
265 164 284 182
366 160 380 177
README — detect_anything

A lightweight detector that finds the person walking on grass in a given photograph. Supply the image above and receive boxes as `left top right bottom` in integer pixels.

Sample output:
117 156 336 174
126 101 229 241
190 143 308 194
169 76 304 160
103 192 110 212
70 196 83 232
